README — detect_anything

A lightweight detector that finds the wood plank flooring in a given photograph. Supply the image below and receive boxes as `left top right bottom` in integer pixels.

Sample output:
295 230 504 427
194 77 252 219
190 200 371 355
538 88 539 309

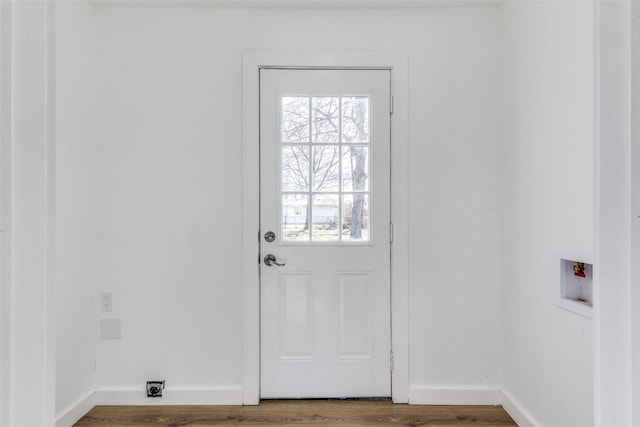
74 400 517 426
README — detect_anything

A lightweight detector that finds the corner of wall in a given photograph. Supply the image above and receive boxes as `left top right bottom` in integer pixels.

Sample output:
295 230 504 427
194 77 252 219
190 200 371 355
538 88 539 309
54 0 100 419
500 389 542 427
499 1 595 426
55 391 96 427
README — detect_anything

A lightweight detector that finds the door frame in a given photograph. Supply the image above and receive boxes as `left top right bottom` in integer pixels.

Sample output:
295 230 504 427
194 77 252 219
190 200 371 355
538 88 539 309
241 50 409 404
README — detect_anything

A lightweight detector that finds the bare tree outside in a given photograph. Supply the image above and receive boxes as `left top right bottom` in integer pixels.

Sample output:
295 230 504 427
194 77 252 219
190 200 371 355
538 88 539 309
342 97 368 239
281 95 370 242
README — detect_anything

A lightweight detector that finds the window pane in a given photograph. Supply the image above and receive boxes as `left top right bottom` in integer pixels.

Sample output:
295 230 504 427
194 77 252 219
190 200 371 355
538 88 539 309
278 94 373 244
282 145 310 192
311 194 339 241
342 97 369 143
342 194 370 241
312 97 340 142
282 97 309 143
341 146 369 192
282 194 309 241
312 145 340 192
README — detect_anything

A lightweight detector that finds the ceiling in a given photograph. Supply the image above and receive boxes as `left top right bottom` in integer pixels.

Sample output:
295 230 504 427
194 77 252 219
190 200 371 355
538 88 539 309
89 0 501 9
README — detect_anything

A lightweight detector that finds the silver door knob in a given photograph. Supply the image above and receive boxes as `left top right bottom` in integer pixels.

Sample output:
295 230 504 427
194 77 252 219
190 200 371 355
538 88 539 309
264 254 286 267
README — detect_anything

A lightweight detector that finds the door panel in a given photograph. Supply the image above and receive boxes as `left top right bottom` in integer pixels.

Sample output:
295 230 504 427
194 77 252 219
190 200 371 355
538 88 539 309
339 273 373 359
260 69 391 398
278 273 314 360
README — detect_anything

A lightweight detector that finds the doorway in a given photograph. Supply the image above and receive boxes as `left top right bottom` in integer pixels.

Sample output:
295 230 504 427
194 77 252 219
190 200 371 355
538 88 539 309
241 51 409 404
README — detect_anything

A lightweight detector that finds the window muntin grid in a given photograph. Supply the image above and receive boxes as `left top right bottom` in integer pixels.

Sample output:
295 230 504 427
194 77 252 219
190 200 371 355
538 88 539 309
280 95 371 242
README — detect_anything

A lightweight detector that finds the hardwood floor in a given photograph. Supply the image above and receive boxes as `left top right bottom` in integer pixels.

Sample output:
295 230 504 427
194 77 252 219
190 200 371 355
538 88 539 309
74 400 517 426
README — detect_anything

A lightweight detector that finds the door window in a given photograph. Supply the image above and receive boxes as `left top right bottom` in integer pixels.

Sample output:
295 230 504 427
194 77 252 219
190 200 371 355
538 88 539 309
280 95 371 242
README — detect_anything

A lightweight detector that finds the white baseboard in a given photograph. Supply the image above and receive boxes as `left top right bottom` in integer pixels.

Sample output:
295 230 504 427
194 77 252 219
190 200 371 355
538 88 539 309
95 385 244 405
409 386 503 405
500 389 540 427
55 391 96 427
54 385 244 425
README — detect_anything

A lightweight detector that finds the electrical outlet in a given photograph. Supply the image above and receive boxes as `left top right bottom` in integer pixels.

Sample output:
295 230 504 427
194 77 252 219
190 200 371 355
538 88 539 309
100 318 121 340
101 292 113 312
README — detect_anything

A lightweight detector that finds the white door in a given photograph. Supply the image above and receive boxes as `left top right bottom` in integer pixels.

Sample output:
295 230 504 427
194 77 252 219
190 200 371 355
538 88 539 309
260 69 391 399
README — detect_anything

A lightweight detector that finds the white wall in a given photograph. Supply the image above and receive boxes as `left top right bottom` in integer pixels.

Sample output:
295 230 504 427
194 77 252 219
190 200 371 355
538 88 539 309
406 9 502 398
632 3 640 424
0 2 10 424
55 1 99 424
501 1 594 426
594 0 633 425
89 5 502 401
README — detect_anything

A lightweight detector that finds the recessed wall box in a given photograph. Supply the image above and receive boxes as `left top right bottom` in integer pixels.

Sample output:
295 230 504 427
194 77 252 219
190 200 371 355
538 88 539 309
557 257 593 318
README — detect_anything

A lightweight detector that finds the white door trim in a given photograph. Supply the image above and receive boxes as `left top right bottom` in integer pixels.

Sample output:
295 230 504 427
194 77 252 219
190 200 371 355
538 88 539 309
3 1 57 424
241 50 409 404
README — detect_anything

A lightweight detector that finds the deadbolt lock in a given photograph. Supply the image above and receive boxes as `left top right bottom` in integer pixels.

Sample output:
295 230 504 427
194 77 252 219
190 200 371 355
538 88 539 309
264 231 276 242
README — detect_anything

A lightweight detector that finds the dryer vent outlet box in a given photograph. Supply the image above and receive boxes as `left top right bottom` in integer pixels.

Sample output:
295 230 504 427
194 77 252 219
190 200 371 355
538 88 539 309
146 381 165 397
557 257 593 318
